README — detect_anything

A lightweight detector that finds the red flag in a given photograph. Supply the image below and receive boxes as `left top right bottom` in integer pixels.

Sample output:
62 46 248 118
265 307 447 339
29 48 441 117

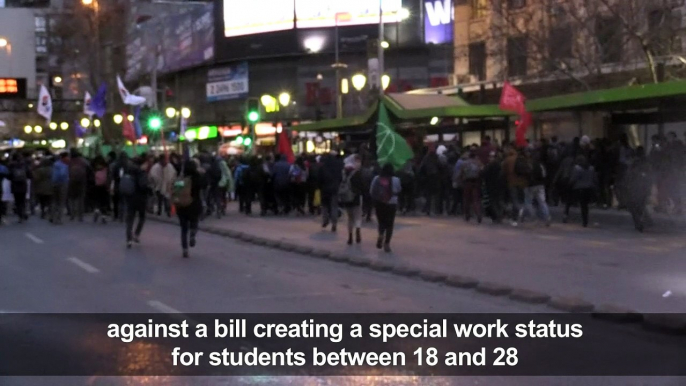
277 129 295 164
515 112 532 148
499 81 526 114
122 111 136 141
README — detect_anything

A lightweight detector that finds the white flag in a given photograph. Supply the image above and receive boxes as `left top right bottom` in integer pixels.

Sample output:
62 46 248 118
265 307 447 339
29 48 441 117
117 75 146 106
84 91 95 117
37 85 52 123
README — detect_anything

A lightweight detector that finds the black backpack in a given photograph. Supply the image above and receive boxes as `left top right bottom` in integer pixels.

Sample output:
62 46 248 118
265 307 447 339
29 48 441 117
514 156 532 177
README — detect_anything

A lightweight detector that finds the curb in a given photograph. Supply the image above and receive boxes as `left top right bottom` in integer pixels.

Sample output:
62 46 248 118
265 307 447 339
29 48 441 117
148 216 681 336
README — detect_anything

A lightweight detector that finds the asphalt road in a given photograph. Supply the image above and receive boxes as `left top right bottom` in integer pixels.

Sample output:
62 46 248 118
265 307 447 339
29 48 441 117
0 217 683 385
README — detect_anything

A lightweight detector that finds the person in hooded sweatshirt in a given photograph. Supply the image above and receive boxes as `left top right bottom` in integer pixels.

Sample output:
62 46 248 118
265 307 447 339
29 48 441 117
176 160 203 258
339 154 364 245
569 154 598 227
124 157 151 248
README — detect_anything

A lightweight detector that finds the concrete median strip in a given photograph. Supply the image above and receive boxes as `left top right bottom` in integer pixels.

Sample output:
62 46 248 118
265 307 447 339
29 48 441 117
148 215 681 336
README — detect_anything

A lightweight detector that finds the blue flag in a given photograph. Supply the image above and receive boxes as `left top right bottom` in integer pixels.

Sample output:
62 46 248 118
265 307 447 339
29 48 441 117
91 83 107 118
75 120 87 138
133 106 143 139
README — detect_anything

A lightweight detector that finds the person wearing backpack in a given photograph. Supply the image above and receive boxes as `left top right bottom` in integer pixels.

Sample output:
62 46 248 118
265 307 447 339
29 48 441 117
339 155 364 245
32 157 54 220
568 155 598 227
91 156 110 224
50 152 69 224
289 156 308 216
174 160 202 258
68 150 90 222
370 163 402 253
522 149 551 226
272 154 292 215
502 147 529 226
458 151 483 223
123 157 151 249
8 153 31 222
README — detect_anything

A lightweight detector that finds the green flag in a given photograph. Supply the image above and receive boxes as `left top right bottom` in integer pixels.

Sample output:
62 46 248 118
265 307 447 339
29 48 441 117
376 104 413 171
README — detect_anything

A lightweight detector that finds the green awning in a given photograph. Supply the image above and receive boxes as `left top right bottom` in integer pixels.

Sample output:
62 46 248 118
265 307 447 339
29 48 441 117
527 80 686 112
292 101 378 132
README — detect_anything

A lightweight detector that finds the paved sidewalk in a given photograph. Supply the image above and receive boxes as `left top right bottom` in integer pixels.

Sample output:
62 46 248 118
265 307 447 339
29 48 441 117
169 204 686 314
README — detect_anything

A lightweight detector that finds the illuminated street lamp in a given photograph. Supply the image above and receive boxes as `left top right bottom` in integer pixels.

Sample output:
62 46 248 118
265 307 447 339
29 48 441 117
341 78 349 94
94 119 101 128
24 125 32 134
49 122 58 130
181 107 191 119
82 0 93 5
53 76 62 84
430 116 440 125
60 122 69 130
398 7 411 21
381 41 390 49
113 114 123 124
351 74 367 91
278 92 291 107
165 107 177 118
34 125 43 133
127 115 134 122
80 118 91 128
0 38 7 48
382 74 391 91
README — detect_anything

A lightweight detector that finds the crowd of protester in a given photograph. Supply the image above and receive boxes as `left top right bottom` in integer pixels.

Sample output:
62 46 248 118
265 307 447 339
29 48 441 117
0 130 684 257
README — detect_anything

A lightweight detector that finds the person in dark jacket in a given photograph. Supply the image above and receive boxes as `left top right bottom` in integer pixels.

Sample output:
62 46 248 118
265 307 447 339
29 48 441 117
568 155 598 227
522 150 551 226
68 149 90 222
32 157 54 219
51 152 70 224
8 153 31 222
176 160 203 258
124 157 150 248
339 155 364 245
318 151 344 232
289 156 308 215
481 151 505 223
419 150 440 215
272 154 292 215
620 147 653 232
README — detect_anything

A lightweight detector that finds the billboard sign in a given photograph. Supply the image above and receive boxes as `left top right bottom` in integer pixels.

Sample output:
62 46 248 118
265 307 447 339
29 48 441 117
223 0 295 37
0 77 27 99
296 0 403 29
126 2 214 81
424 0 454 44
206 62 249 102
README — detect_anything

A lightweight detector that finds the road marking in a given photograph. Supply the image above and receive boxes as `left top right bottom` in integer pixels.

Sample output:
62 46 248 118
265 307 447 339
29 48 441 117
148 300 182 314
25 233 44 244
66 257 99 273
536 235 563 241
586 240 612 247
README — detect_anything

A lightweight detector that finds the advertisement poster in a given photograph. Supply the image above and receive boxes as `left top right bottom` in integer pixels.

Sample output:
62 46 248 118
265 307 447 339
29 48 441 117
206 62 249 102
424 0 454 44
126 2 214 81
296 0 402 29
223 0 295 37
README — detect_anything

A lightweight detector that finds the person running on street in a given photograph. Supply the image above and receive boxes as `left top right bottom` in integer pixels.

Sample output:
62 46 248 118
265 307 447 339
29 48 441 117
51 152 69 225
370 163 402 253
173 160 202 258
122 157 150 248
339 154 364 245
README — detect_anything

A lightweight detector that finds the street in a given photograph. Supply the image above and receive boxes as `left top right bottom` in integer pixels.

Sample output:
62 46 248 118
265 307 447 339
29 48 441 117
1 214 685 385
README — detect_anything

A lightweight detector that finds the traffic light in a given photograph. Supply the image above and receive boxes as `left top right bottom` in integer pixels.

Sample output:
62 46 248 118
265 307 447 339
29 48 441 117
235 135 252 148
246 98 260 123
148 116 162 130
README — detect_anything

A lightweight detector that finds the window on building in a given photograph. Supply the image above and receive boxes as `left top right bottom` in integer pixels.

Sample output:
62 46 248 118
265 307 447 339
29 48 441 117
508 0 526 9
507 36 528 77
470 0 488 19
34 16 46 32
469 41 487 80
35 36 47 53
549 26 573 60
595 17 622 64
648 8 681 56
